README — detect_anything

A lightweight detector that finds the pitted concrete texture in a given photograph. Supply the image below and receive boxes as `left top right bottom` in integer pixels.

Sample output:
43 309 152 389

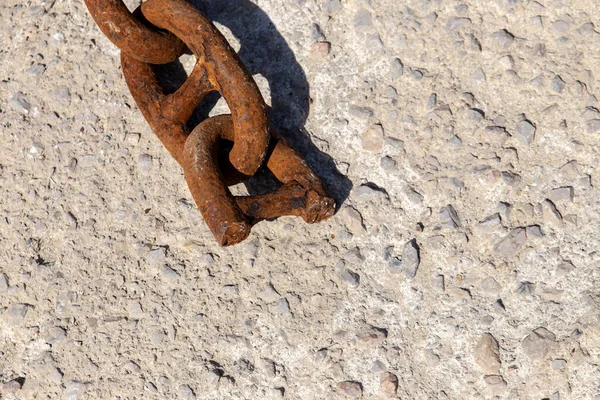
1 0 600 399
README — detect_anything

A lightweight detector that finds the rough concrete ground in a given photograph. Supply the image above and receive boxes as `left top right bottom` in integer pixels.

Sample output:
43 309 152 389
1 0 600 399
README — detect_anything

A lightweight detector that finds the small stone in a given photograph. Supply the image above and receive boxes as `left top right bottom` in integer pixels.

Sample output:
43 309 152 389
411 69 424 80
129 302 143 317
366 34 384 52
0 273 9 292
494 228 527 258
404 187 424 204
448 286 472 301
478 213 502 231
548 187 573 203
371 360 386 373
468 34 482 51
540 288 563 303
380 156 397 171
315 348 328 361
390 58 403 78
146 248 166 265
349 105 374 119
276 298 291 314
466 108 484 122
54 86 71 103
144 382 158 393
446 17 471 30
426 93 437 109
578 22 595 36
2 380 22 394
432 274 445 292
157 376 170 388
471 68 487 84
325 0 342 15
26 64 46 77
354 185 387 202
402 239 420 279
340 206 366 235
124 132 141 144
138 154 153 172
480 277 501 296
553 359 567 369
344 247 365 264
7 304 28 325
354 9 372 29
337 381 363 398
552 20 570 33
440 205 461 228
384 85 397 98
311 23 325 42
116 210 127 221
49 367 63 383
362 125 384 152
497 202 511 221
492 29 515 48
310 41 331 58
380 372 398 397
556 260 575 276
501 171 521 187
10 92 32 115
357 326 387 345
583 120 600 136
446 135 462 146
178 384 196 400
542 199 563 226
522 327 556 361
124 360 141 373
67 158 78 172
47 326 67 345
498 55 514 69
162 265 180 280
526 225 543 238
551 75 566 93
475 333 501 374
341 270 360 287
516 120 536 145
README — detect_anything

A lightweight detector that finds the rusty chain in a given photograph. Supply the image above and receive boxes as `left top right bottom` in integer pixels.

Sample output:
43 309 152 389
84 0 335 246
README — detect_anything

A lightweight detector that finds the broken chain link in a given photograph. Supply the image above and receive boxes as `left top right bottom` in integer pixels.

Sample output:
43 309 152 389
84 0 335 246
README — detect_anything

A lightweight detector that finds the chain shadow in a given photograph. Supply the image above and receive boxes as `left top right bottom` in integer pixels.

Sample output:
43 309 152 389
154 0 351 209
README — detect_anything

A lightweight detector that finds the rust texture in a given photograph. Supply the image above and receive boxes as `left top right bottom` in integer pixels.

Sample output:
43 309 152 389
183 115 334 246
83 0 185 64
85 0 335 246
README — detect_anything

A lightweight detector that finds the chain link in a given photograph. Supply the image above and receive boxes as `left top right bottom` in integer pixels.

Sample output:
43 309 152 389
85 0 334 246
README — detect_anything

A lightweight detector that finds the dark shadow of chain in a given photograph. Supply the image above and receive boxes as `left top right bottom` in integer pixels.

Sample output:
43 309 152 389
154 0 351 210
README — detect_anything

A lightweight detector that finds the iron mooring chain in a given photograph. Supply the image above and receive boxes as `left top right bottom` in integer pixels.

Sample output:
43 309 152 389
84 0 335 246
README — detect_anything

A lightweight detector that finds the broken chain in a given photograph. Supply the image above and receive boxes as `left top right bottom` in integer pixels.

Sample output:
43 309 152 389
84 0 335 246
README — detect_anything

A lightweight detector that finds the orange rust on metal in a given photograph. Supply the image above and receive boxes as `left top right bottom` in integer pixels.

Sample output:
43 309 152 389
83 0 185 64
142 0 269 175
183 115 334 246
85 0 335 246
